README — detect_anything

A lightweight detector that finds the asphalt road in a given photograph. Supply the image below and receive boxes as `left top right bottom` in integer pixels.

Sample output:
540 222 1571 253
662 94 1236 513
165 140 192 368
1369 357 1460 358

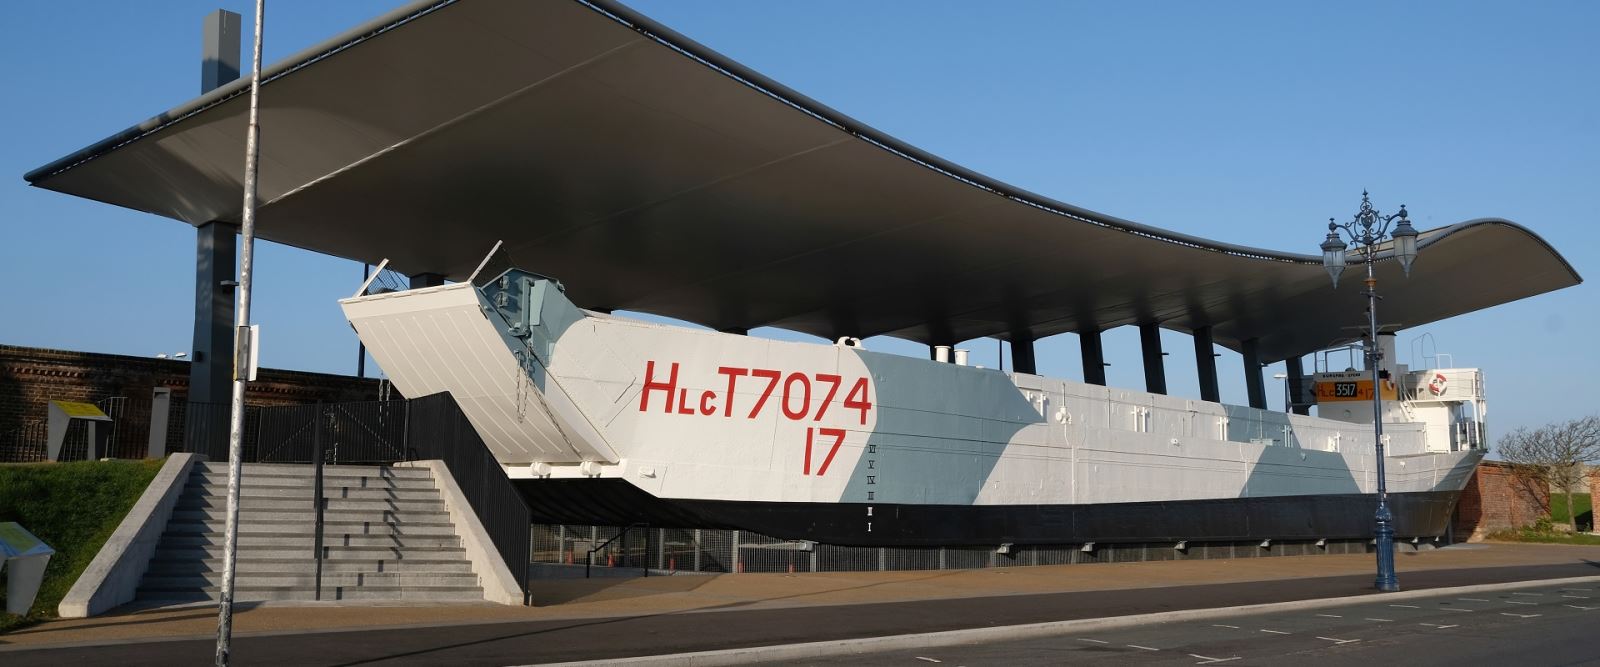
2 563 1596 666
804 581 1600 666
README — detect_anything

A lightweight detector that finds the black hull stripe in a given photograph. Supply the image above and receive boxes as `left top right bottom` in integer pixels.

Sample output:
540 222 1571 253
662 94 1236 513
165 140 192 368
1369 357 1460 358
515 479 1459 548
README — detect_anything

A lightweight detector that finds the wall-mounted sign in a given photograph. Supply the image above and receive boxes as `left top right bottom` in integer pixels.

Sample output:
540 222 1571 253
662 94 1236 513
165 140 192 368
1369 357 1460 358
1313 371 1397 403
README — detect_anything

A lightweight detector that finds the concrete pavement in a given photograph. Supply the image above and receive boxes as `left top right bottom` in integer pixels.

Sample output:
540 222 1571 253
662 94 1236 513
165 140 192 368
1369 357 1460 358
0 542 1596 665
798 579 1600 666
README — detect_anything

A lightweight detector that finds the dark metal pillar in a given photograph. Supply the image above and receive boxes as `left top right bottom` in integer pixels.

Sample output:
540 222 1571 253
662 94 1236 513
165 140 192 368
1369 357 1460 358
190 221 238 408
187 9 242 454
409 273 445 289
1193 326 1220 403
1079 330 1106 386
1010 337 1037 375
1242 338 1267 410
1286 356 1309 415
201 10 241 94
1138 322 1167 395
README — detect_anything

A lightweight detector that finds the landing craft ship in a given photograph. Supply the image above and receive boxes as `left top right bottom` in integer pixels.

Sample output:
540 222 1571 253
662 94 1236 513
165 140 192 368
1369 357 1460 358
342 256 1490 547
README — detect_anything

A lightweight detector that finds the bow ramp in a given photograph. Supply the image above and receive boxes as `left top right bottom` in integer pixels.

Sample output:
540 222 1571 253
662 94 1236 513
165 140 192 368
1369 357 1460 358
339 273 618 466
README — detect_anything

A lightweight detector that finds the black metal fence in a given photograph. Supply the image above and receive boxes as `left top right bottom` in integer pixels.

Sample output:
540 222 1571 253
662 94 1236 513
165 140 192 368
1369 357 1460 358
404 393 532 597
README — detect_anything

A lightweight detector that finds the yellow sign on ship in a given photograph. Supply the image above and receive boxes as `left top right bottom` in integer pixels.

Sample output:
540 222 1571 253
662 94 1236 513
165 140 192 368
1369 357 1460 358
1314 372 1397 403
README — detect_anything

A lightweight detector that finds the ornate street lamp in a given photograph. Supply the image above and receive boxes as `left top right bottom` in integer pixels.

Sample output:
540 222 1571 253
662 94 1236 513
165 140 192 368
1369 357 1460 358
1320 191 1418 593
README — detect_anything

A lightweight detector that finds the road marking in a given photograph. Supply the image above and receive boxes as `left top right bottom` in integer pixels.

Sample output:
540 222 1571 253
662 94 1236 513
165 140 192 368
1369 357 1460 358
1365 618 1393 622
1561 595 1591 599
1127 644 1161 651
1419 623 1459 629
1511 592 1543 597
1565 604 1599 611
1316 636 1361 645
1389 604 1420 609
1504 600 1538 606
1457 597 1491 602
915 658 942 663
1189 655 1242 665
1315 613 1342 618
1212 624 1240 629
1076 638 1108 644
1260 629 1291 635
1500 612 1541 619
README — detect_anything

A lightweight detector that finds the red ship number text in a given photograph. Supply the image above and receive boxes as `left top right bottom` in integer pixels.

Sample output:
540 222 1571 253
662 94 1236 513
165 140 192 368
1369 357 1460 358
638 361 870 476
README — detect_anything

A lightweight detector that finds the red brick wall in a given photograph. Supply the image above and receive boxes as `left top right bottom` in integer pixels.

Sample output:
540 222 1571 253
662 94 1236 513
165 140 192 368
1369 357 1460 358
1453 461 1549 541
1 344 387 459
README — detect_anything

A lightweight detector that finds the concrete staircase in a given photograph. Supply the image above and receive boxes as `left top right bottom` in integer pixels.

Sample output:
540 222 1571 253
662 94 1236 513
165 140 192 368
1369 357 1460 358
137 462 485 602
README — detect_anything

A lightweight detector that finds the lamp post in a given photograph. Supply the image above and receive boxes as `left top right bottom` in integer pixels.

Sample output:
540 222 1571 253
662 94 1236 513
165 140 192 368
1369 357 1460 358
1319 191 1419 593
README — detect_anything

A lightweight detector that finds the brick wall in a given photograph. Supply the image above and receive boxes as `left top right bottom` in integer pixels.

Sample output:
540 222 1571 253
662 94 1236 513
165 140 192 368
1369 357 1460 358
1453 460 1549 541
1 344 387 460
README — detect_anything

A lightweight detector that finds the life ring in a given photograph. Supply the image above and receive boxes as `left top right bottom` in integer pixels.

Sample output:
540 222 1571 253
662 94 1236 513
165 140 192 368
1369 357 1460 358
1427 372 1448 396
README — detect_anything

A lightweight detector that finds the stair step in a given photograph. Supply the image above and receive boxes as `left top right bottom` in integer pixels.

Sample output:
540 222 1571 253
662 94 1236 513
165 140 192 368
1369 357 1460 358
182 485 441 500
155 545 467 560
160 533 461 548
168 508 448 524
145 557 474 575
175 496 445 512
197 462 432 478
136 585 485 602
188 471 437 490
164 519 458 536
141 572 481 588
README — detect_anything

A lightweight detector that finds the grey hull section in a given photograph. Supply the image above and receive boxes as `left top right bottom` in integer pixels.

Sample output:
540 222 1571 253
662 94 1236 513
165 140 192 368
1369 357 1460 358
516 479 1460 548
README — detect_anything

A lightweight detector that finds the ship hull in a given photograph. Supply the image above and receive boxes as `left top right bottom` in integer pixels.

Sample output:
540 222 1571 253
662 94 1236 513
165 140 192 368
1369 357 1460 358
343 276 1484 550
515 477 1461 547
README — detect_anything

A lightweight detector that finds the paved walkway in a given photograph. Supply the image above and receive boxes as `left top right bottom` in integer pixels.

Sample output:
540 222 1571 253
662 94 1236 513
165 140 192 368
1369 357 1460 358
1 542 1597 664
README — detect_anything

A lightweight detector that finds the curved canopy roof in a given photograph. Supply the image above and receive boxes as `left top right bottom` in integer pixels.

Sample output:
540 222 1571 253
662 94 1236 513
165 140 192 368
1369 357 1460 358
25 0 1580 363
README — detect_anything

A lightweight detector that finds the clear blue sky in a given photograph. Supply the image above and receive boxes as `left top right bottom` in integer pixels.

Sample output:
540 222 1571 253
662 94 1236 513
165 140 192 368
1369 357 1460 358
2 1 1595 436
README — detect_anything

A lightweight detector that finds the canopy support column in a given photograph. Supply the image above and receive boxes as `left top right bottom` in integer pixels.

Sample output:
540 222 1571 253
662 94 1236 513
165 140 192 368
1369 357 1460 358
1139 322 1167 395
1194 326 1220 403
1242 338 1267 410
1286 356 1309 415
189 221 238 412
1080 330 1106 386
1010 337 1037 375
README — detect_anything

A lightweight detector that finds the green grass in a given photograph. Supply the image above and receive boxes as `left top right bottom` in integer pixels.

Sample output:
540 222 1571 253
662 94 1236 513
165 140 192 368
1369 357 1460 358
0 458 163 633
1549 492 1592 531
1487 529 1600 546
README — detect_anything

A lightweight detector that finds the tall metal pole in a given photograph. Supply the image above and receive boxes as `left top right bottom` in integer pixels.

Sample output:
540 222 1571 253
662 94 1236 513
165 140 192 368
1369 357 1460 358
216 1 264 664
1365 255 1399 592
